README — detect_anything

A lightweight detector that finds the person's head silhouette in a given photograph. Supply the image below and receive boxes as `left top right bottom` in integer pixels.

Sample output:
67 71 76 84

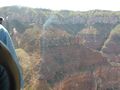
0 17 4 24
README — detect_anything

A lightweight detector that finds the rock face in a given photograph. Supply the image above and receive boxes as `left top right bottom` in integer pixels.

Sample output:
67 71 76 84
54 66 120 90
102 24 120 55
39 44 109 85
54 72 96 90
76 26 102 50
94 66 120 90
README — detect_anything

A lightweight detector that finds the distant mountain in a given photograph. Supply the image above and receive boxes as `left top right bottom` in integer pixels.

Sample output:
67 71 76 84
0 6 120 33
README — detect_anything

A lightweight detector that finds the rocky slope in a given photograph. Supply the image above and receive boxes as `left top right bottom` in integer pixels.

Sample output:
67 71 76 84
39 44 109 85
1 6 120 89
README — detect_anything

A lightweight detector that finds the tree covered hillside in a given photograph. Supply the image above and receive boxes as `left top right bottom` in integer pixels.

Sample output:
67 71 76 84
0 6 120 90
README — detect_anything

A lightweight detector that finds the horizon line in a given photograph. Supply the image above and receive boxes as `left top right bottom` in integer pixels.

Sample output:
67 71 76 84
0 5 120 12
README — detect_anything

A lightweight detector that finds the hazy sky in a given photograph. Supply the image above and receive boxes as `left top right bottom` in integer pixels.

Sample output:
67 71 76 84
0 0 120 11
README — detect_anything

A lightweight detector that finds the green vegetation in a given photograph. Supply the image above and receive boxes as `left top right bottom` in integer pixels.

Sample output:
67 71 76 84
111 24 120 34
109 24 120 44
